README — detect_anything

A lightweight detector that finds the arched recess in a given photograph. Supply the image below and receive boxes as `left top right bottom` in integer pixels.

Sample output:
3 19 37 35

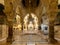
13 6 22 31
23 13 38 31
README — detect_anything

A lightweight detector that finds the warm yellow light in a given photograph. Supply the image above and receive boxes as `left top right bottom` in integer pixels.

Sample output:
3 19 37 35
24 13 38 31
16 15 20 24
18 24 21 31
28 21 34 30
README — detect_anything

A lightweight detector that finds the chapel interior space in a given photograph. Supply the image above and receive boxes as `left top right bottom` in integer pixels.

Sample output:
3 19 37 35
0 0 60 45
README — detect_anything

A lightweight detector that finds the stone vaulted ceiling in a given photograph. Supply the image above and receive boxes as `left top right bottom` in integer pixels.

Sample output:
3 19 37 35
4 0 58 24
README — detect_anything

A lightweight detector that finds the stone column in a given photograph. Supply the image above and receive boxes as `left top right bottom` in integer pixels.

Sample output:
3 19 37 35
21 17 24 31
7 21 13 42
48 20 57 43
48 0 58 43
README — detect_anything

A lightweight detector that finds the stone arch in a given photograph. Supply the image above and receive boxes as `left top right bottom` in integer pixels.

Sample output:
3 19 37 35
15 5 22 22
23 13 38 30
13 6 22 31
13 14 22 31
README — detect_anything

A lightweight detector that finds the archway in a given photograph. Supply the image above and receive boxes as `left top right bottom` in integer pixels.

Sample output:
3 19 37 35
13 6 22 31
23 13 38 33
13 14 22 31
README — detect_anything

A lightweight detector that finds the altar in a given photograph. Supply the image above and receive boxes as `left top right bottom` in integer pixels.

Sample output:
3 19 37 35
23 13 38 34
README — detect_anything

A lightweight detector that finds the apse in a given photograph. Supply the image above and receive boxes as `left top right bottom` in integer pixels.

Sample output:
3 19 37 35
23 13 38 31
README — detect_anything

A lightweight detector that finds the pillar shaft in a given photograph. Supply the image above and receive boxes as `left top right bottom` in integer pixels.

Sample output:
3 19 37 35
7 21 13 42
49 21 55 43
48 0 58 43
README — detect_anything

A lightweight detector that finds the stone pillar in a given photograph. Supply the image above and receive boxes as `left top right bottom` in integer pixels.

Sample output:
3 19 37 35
7 21 13 42
48 0 58 43
48 20 57 43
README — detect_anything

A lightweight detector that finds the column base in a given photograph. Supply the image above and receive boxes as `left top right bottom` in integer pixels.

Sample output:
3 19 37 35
48 38 58 44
